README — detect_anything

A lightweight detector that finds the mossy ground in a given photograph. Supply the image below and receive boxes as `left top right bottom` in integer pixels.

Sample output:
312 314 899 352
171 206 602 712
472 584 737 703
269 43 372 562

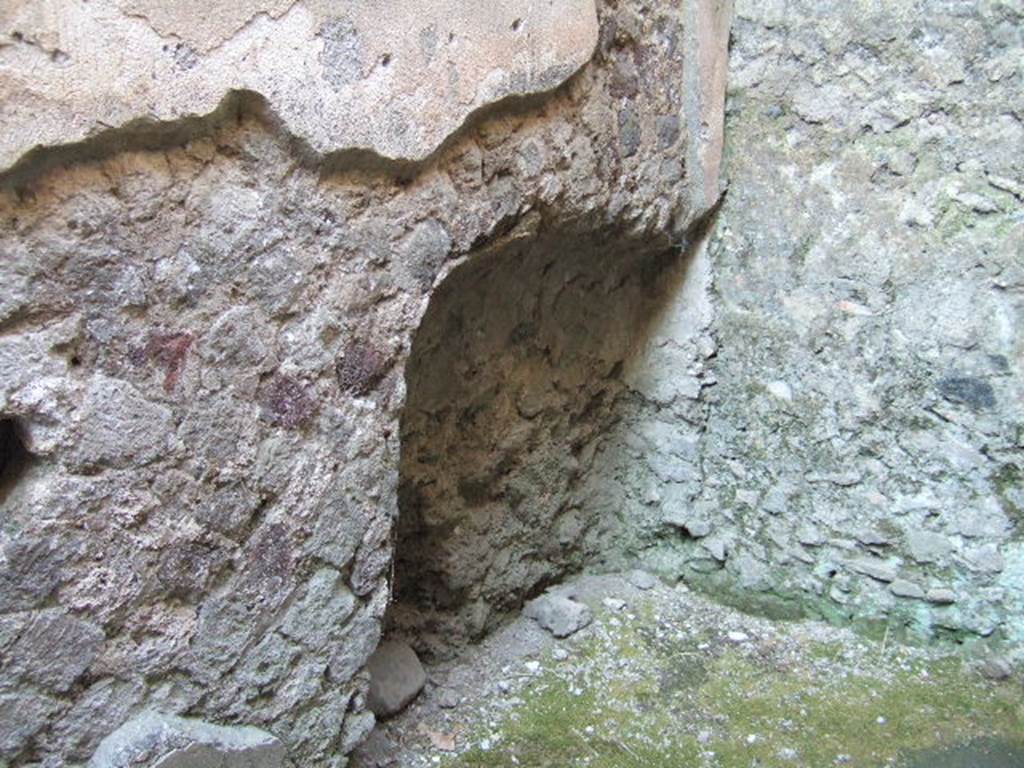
442 595 1022 768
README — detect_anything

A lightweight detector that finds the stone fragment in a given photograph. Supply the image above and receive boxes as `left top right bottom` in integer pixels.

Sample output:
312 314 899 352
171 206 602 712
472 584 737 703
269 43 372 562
257 373 316 429
336 340 391 396
655 114 680 149
762 485 789 515
437 688 460 709
88 711 285 768
938 375 996 410
926 588 957 605
628 570 658 590
523 594 593 638
400 218 452 288
978 658 1013 681
279 568 356 648
856 528 891 547
847 558 898 583
735 489 760 507
704 537 729 563
365 641 427 718
9 609 105 693
340 711 376 754
797 525 826 547
73 377 173 469
906 531 953 564
964 543 1004 573
328 615 381 685
733 552 770 589
602 597 627 612
617 106 641 157
0 690 58 757
202 306 271 370
890 579 925 599
663 507 711 538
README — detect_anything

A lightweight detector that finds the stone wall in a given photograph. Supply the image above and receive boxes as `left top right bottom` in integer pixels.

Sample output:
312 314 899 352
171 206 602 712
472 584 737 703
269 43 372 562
0 1 731 764
1 0 1019 764
390 223 705 657
639 0 1024 651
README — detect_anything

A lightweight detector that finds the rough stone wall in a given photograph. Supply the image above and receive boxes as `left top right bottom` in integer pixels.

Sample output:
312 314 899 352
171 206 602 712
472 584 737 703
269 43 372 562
391 225 699 656
640 0 1024 650
388 1 730 661
0 1 731 765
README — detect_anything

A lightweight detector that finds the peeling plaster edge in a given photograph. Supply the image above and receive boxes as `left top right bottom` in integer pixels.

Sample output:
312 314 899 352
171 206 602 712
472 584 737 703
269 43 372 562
0 53 595 194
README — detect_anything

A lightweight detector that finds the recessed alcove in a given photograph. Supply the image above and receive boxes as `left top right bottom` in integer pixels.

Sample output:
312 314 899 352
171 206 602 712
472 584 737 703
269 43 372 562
387 221 699 658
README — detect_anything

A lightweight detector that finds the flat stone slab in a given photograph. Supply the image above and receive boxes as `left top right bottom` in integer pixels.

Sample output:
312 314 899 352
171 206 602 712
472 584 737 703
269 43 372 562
0 0 598 175
366 640 427 718
89 711 285 768
523 593 593 638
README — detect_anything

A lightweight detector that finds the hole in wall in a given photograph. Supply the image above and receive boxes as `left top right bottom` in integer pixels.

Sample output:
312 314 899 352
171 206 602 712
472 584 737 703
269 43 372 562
387 223 696 660
0 417 32 505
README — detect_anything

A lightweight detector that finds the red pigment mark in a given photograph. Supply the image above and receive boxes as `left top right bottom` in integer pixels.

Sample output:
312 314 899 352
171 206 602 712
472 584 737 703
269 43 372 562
144 332 193 393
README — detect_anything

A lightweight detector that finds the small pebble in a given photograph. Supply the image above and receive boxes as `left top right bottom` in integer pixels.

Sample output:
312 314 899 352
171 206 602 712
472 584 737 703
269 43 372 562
524 661 541 674
629 570 658 590
552 648 570 661
979 658 1013 681
727 631 750 643
437 689 459 709
602 597 627 611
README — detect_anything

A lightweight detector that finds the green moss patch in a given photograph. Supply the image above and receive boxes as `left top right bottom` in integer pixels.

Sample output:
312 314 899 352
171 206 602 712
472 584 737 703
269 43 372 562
443 601 1023 768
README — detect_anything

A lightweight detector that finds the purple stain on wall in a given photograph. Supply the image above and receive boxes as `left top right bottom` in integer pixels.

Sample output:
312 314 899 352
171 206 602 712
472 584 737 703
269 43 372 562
336 340 391 396
259 373 316 429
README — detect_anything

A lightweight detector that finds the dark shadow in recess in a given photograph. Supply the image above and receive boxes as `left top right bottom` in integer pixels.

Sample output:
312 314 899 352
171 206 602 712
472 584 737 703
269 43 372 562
387 205 719 660
0 417 33 506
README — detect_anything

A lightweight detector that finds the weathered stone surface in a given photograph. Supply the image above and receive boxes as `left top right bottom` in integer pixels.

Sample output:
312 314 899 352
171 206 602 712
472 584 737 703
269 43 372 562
0 3 732 763
978 657 1014 682
5 0 1020 764
0 0 599 174
7 609 104 693
629 570 659 591
907 531 954 565
88 711 285 768
86 399 174 472
636 0 1024 651
523 593 593 638
365 640 427 718
890 580 926 600
926 588 957 606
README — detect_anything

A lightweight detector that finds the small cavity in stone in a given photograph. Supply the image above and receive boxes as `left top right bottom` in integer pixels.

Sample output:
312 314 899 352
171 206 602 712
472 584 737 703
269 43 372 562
0 417 31 503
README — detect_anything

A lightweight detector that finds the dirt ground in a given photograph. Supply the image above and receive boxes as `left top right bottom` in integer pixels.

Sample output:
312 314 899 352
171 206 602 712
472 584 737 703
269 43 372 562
351 572 1023 768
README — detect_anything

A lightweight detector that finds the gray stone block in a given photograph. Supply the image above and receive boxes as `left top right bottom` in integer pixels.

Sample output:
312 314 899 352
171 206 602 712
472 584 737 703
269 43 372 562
365 641 427 719
89 711 286 768
523 594 593 638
